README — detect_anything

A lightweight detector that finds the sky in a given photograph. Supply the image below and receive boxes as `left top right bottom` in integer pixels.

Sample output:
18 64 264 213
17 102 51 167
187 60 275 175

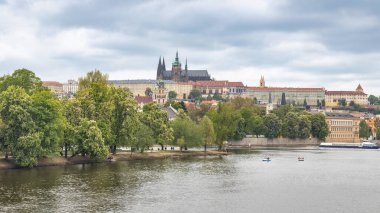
0 0 379 95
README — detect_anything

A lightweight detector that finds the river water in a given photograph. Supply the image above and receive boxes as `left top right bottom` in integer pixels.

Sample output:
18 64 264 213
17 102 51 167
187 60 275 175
0 147 379 213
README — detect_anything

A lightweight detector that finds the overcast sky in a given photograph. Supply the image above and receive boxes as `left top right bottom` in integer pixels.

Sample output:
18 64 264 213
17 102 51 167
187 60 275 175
1 0 379 94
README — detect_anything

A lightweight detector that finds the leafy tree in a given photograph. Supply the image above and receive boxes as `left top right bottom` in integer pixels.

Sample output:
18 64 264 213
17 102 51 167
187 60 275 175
338 98 347 107
61 99 83 158
233 118 246 140
168 91 177 100
368 95 380 105
134 123 154 153
374 118 380 139
13 133 42 168
207 103 241 150
263 114 282 138
78 69 108 90
141 103 173 150
109 87 139 154
282 112 300 139
0 69 44 94
164 101 187 111
230 97 256 110
212 93 224 101
76 120 109 160
303 98 308 107
206 94 212 100
171 112 201 151
188 103 211 121
199 116 216 152
273 105 297 120
247 115 264 137
359 120 370 140
30 90 64 156
145 87 153 97
317 99 321 109
310 113 329 140
189 89 202 101
298 115 311 139
321 99 326 107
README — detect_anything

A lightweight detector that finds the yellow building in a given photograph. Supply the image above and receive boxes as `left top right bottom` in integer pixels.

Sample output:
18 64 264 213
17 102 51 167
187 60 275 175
108 80 193 100
325 112 360 143
325 84 368 107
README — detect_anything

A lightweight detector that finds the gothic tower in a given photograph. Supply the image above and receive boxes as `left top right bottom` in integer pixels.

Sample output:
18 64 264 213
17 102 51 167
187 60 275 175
260 76 266 87
171 51 182 81
156 56 162 80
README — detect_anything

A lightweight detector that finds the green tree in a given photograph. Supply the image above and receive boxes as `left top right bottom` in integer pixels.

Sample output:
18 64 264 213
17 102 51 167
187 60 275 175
338 98 347 107
61 99 83 158
134 123 154 153
321 99 326 107
78 69 108 90
310 113 329 140
189 89 202 101
199 116 216 152
359 120 370 140
13 133 42 168
248 115 264 137
303 98 308 107
281 93 286 105
168 91 177 100
374 118 380 139
145 87 153 97
0 69 44 94
368 95 379 105
282 112 300 139
171 112 201 151
109 87 139 154
207 103 241 150
76 120 109 160
298 115 311 139
263 114 282 138
233 118 246 140
141 103 174 150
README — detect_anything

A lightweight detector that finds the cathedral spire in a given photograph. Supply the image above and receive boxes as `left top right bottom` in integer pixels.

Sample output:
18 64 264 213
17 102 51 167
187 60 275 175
156 56 162 80
162 57 166 71
185 58 188 71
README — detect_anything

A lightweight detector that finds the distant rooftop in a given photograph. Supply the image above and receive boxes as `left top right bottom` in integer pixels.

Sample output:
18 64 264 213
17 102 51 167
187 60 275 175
325 112 356 118
247 86 325 91
108 79 177 84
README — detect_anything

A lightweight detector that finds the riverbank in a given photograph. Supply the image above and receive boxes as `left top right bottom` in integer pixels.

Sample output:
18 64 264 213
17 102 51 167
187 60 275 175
0 150 227 170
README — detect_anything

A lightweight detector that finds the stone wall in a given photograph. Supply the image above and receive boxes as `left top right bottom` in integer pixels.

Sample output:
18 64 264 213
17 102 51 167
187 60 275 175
228 137 321 147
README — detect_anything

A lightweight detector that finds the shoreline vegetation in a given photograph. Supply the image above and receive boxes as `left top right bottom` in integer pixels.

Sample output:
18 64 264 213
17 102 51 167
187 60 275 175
0 150 227 170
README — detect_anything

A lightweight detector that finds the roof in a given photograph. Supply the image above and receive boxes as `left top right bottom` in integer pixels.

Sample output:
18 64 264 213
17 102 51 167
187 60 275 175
134 96 153 104
247 86 325 92
43 81 63 86
161 106 178 120
356 84 363 91
325 112 356 118
326 91 367 96
108 79 177 84
227 82 245 87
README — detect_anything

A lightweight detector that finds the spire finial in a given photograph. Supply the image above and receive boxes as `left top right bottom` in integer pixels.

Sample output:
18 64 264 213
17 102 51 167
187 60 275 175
185 58 188 70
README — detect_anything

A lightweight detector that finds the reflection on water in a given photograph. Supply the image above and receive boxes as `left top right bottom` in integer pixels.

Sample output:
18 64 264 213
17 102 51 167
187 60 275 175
1 148 380 213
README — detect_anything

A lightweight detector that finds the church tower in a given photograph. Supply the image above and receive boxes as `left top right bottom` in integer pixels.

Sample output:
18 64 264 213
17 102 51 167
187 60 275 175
156 57 163 80
171 51 182 81
356 84 364 93
260 76 266 87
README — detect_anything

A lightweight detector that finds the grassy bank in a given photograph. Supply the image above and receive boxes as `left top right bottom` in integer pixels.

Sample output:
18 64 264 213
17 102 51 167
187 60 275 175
0 150 227 170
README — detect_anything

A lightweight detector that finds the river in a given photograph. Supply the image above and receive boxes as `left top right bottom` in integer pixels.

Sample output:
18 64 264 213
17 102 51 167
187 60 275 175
0 147 379 213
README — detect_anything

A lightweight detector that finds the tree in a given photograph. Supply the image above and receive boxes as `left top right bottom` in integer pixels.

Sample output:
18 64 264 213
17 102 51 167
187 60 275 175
199 116 216 152
281 93 286 105
321 99 326 107
78 69 108 90
134 123 154 153
248 115 264 137
189 89 202 101
317 99 321 109
368 95 379 105
61 98 83 158
168 91 177 100
109 87 139 154
0 69 44 94
76 120 109 160
374 118 380 139
303 98 308 107
171 112 201 151
13 133 42 168
349 101 355 107
145 88 153 97
0 86 36 161
359 120 370 140
338 98 347 107
141 103 173 150
282 112 299 139
233 118 246 140
298 115 311 139
207 103 241 150
310 113 329 140
263 114 282 138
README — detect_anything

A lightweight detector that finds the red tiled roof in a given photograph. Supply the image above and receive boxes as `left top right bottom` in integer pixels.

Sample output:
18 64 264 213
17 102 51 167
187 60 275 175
325 91 366 95
227 82 245 87
134 96 153 104
247 86 325 91
187 80 244 87
43 81 62 86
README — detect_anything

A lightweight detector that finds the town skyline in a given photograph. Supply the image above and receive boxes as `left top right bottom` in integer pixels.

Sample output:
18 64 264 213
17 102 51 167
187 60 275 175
1 0 379 94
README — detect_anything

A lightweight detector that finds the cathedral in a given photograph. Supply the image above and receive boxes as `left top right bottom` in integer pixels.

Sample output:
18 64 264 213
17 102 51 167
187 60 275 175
156 51 211 82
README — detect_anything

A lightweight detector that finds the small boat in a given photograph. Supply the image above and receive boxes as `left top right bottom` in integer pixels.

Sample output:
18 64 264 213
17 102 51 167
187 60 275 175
298 157 304 161
262 157 271 162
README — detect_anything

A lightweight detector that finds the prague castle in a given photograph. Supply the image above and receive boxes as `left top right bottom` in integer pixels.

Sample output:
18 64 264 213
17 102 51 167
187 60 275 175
156 51 211 82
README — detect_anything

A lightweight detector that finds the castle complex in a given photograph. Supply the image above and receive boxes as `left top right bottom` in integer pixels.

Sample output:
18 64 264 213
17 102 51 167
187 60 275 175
156 51 211 82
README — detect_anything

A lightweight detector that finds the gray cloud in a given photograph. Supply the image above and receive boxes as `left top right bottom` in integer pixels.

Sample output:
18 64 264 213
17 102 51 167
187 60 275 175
0 0 379 94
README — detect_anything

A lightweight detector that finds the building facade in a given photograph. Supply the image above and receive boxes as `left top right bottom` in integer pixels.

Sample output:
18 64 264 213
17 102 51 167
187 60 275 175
108 79 193 100
325 112 360 143
244 77 325 106
188 80 245 98
325 84 368 107
43 81 64 98
63 80 79 98
156 51 211 82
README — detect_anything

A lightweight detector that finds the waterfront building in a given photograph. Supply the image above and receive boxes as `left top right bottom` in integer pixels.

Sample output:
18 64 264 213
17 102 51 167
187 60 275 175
325 84 368 107
42 81 64 98
108 79 193 100
245 77 325 106
187 80 245 98
325 112 360 143
156 51 211 82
